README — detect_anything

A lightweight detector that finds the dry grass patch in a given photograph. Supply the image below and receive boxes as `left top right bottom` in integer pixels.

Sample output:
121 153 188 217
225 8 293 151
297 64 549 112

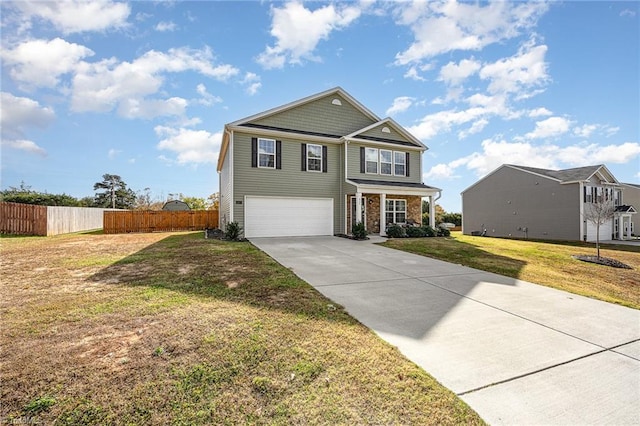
1 231 482 425
383 232 640 309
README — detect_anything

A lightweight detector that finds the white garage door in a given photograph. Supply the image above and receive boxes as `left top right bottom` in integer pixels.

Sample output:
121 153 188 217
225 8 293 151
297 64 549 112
245 196 334 238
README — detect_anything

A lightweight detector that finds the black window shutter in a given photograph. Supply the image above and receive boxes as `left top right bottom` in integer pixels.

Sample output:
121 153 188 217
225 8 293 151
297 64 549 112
405 152 410 176
360 147 365 173
322 145 328 173
301 143 307 171
251 138 257 168
276 140 282 169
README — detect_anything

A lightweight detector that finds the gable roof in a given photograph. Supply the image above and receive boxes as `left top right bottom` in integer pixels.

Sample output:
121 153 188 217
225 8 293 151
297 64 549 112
462 163 621 195
228 87 380 127
615 205 637 214
508 164 619 184
345 117 426 149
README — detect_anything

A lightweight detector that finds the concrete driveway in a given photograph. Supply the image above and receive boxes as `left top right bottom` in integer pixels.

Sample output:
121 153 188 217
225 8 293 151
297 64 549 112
251 236 640 425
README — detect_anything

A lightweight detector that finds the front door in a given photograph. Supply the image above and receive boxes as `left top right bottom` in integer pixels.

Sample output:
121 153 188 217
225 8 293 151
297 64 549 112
350 196 367 230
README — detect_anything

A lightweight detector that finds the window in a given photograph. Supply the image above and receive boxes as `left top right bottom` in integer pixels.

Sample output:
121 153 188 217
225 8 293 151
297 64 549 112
385 199 406 224
394 151 406 176
307 144 322 172
380 150 392 175
365 148 378 174
258 138 275 168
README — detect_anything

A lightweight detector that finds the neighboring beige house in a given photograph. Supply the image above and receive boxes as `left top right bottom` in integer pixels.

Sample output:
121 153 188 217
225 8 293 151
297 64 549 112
217 87 440 238
461 164 637 242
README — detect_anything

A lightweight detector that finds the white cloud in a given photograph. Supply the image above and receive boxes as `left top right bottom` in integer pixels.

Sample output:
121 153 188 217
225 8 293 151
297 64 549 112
620 9 636 18
257 1 362 69
438 58 481 86
528 107 552 118
404 66 426 81
71 46 238 118
479 41 549 97
573 123 620 138
573 124 598 138
118 97 189 119
1 38 94 89
156 21 177 32
155 126 222 165
2 139 47 157
525 116 572 139
394 1 548 64
108 148 121 159
458 118 489 139
195 83 223 106
241 72 262 95
386 96 414 116
13 0 130 34
0 92 55 152
424 138 640 181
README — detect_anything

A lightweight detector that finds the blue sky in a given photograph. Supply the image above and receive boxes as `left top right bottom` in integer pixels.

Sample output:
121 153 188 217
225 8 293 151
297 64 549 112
1 0 638 212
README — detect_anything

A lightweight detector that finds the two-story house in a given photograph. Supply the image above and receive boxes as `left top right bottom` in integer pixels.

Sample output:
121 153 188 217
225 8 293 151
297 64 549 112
461 164 637 242
217 87 440 238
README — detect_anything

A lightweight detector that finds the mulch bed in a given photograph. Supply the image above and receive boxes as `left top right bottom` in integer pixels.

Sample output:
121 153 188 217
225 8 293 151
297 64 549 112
572 255 632 269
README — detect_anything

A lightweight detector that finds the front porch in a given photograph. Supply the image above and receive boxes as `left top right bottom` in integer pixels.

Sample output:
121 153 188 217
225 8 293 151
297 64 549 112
614 205 637 240
345 179 441 236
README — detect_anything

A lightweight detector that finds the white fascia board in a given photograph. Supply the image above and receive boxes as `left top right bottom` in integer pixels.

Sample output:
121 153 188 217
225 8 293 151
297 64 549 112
227 124 342 144
344 137 424 151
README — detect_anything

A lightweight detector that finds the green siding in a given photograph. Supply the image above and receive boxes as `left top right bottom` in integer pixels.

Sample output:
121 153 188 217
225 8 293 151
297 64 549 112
347 143 422 184
251 94 375 137
359 124 411 143
232 132 345 234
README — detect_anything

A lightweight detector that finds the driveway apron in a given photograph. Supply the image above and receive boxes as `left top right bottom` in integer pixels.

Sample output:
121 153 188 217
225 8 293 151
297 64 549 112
251 236 640 425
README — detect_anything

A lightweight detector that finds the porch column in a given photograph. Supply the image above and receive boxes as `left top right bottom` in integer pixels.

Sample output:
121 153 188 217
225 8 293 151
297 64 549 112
380 193 386 236
355 192 363 224
429 195 436 228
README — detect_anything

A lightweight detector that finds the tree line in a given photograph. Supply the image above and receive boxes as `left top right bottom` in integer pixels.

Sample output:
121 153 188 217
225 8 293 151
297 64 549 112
0 174 219 211
422 200 462 226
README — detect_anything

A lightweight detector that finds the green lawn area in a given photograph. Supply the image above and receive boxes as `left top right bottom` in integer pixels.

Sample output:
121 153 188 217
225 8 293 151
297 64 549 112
382 232 640 309
1 232 483 425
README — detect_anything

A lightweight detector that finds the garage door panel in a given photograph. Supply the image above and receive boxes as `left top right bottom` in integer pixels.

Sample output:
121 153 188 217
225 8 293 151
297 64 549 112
245 197 333 238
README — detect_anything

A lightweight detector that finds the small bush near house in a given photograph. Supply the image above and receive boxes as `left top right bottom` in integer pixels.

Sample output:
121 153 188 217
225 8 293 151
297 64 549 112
406 226 426 238
352 222 368 240
437 227 451 237
225 221 243 241
421 226 436 237
386 224 406 238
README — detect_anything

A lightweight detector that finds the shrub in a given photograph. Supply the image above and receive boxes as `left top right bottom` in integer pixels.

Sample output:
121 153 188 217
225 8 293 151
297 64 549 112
437 227 451 237
225 221 243 241
420 225 436 237
386 224 406 238
352 221 368 240
405 226 426 238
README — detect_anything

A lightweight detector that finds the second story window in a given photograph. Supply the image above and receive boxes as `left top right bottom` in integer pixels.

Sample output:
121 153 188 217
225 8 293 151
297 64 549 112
365 148 378 174
380 150 392 175
307 144 322 172
394 151 406 176
258 138 275 168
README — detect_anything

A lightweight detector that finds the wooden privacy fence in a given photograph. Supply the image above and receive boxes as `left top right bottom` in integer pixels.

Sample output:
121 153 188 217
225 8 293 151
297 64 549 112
103 210 219 234
1 202 117 236
0 202 47 235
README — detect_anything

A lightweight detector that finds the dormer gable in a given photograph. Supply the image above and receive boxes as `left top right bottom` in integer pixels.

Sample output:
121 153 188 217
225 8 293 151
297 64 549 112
345 118 426 150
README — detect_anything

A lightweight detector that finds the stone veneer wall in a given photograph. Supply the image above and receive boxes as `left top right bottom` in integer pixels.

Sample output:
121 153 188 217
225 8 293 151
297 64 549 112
346 194 423 234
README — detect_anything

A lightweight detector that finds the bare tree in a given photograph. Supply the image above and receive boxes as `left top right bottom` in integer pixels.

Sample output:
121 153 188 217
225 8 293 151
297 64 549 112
583 196 616 259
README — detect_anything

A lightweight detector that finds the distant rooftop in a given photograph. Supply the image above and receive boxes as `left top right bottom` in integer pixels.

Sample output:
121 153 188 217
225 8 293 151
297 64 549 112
510 164 605 183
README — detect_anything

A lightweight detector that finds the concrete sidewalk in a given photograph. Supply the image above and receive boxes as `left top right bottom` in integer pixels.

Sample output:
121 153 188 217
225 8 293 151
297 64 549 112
251 236 640 425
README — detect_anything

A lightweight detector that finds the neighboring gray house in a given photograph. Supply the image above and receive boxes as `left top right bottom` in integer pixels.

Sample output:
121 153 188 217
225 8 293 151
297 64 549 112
217 87 440 238
461 164 637 242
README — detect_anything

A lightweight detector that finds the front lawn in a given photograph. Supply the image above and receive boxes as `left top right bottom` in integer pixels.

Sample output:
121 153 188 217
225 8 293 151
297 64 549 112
382 232 640 309
0 232 483 425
